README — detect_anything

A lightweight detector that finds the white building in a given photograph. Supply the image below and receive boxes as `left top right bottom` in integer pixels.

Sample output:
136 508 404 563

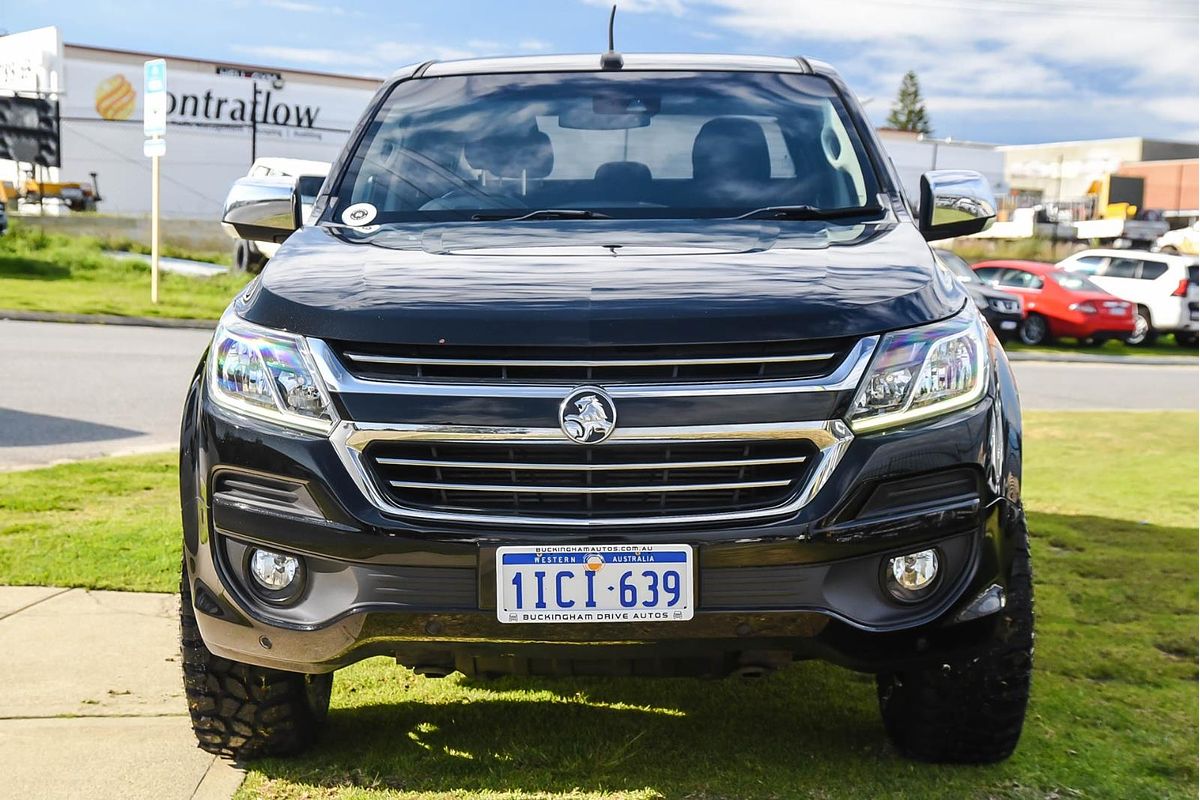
876 129 1006 203
1 27 380 217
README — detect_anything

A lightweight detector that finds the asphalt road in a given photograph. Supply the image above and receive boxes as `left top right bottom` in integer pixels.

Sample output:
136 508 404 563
0 321 211 470
0 320 1195 469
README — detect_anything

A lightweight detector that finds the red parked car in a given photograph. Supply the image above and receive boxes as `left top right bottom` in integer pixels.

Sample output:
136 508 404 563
972 260 1134 346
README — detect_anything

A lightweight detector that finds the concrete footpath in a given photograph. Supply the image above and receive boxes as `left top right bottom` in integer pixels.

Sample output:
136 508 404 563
0 587 244 800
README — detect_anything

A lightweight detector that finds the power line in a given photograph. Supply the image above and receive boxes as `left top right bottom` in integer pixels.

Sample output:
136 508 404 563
61 124 225 205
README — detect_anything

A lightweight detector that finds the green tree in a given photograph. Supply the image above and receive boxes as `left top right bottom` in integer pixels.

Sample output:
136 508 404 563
886 70 933 135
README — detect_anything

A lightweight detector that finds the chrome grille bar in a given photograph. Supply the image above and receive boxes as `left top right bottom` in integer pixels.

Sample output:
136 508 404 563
342 351 836 367
346 422 845 448
387 479 794 494
374 454 809 471
330 419 855 527
308 336 878 399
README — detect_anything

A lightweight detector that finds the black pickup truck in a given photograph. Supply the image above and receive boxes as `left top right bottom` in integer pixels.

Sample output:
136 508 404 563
183 52 1031 764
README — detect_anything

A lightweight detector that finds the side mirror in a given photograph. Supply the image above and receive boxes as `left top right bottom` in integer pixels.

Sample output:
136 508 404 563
221 176 299 243
918 170 996 241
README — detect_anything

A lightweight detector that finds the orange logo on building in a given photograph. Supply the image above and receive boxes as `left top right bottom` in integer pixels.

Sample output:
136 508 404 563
95 75 136 121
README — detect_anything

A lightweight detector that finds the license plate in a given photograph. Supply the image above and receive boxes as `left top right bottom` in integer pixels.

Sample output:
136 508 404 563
1000 320 1018 330
496 544 694 624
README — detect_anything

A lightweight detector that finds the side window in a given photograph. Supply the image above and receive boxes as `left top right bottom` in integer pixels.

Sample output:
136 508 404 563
1138 260 1168 280
1104 258 1139 278
999 269 1043 289
973 267 1000 282
1072 255 1105 274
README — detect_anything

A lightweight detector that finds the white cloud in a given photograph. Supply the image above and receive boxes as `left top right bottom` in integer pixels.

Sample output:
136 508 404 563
261 0 344 13
232 45 366 68
232 35 557 75
518 38 554 52
698 0 1198 140
581 0 687 15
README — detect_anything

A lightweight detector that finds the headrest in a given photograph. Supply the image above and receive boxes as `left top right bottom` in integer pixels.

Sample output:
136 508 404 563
465 126 554 179
692 117 771 183
594 161 652 190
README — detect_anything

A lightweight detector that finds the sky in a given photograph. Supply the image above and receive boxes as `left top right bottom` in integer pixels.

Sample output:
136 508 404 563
1 0 1197 145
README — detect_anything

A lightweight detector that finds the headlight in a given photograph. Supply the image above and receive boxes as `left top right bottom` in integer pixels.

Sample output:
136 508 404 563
207 311 337 434
848 306 988 433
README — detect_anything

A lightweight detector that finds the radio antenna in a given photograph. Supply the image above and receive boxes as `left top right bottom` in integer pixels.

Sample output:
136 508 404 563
601 4 624 70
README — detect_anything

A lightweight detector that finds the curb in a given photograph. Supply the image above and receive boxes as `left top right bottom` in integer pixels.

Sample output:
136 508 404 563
0 309 216 330
1006 351 1196 366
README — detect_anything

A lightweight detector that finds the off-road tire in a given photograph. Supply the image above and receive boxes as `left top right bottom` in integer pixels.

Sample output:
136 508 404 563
180 560 332 759
876 525 1033 763
234 240 268 274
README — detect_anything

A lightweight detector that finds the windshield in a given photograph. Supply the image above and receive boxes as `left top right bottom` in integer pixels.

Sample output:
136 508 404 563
1052 271 1104 292
332 70 880 223
935 249 981 283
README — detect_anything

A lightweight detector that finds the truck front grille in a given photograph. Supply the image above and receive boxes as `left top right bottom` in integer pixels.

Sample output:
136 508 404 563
363 439 818 520
331 339 855 385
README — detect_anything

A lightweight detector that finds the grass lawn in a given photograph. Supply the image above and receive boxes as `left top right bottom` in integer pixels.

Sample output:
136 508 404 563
0 412 1195 798
1005 337 1197 359
0 454 180 591
0 222 250 320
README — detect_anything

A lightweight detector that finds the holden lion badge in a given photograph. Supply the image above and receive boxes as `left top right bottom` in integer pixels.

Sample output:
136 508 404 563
559 387 616 444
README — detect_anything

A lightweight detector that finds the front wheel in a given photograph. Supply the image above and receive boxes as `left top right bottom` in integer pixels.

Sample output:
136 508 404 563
180 558 332 759
876 524 1034 763
234 240 268 274
1125 307 1156 346
1017 314 1051 346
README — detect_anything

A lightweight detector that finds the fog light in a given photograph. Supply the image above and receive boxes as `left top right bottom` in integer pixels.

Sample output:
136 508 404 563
248 551 302 594
885 549 939 602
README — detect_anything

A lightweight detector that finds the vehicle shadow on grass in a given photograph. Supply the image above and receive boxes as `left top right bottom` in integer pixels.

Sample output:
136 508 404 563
245 511 1198 798
249 662 982 797
0 255 71 281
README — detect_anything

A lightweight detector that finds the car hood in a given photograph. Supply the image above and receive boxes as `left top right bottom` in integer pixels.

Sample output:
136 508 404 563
238 219 965 347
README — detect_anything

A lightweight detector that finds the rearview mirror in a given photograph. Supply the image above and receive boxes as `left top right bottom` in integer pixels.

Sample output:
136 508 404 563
918 170 996 241
221 176 299 243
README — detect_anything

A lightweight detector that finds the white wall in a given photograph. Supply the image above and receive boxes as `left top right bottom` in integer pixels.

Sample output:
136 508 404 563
878 131 1006 202
1 28 380 218
59 52 378 217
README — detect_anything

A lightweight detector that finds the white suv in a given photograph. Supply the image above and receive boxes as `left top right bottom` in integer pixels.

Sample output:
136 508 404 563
231 158 330 273
1057 249 1199 347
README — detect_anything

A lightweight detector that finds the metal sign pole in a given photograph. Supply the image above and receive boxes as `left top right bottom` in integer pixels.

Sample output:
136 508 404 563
151 141 160 304
143 59 167 305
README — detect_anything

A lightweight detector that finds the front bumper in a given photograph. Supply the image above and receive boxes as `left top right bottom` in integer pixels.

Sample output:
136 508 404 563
182 351 1025 676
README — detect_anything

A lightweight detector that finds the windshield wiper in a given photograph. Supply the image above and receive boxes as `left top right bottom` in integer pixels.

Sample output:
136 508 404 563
471 209 611 221
736 204 885 221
